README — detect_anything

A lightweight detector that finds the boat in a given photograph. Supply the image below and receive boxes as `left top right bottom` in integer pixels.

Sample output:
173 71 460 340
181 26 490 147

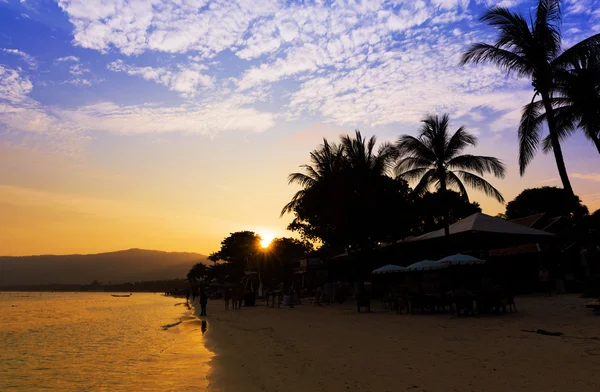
111 293 132 298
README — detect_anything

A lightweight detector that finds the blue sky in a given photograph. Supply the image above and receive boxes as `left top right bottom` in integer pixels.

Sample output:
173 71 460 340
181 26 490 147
1 0 600 255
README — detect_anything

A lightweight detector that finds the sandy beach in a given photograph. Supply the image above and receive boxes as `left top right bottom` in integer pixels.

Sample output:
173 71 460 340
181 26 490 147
195 294 600 392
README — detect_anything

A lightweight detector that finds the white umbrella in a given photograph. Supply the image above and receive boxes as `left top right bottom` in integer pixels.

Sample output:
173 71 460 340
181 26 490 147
371 264 406 274
405 259 447 271
437 253 485 266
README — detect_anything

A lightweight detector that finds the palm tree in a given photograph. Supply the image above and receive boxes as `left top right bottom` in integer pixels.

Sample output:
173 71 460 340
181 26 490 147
396 114 506 235
280 138 344 215
340 130 398 176
461 0 600 198
521 55 600 154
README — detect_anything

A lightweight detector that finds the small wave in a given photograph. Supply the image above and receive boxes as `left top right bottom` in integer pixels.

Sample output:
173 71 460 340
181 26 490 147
161 320 182 330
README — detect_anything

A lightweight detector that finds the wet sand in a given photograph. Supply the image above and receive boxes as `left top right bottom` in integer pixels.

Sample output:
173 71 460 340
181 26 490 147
195 295 599 392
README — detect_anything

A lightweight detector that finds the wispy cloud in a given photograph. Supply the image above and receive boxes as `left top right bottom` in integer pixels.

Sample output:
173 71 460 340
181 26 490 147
0 48 37 69
572 173 600 183
107 60 213 98
0 66 275 144
56 56 80 62
535 178 560 185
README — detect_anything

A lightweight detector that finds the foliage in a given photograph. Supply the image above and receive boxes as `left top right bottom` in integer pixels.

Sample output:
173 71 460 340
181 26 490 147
282 130 413 252
395 113 505 235
208 231 261 278
186 262 208 282
521 56 600 155
396 113 506 202
505 186 588 219
462 0 600 196
260 237 313 285
413 190 482 235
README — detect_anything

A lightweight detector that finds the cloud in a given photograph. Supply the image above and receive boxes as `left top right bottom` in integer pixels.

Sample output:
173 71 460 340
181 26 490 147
56 56 80 62
535 178 559 185
0 65 33 104
0 66 275 148
107 60 213 98
13 0 600 145
56 98 275 136
0 48 37 68
572 173 600 183
54 56 94 86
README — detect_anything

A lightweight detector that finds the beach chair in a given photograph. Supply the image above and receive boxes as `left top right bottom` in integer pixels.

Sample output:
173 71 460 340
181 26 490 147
453 290 475 317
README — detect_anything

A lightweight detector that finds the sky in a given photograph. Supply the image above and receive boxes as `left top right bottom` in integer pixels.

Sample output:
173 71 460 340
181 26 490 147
1 0 599 256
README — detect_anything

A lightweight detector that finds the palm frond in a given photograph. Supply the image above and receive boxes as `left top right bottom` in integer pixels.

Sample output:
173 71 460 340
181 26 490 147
445 126 478 160
413 169 437 197
534 0 562 59
395 156 434 174
446 154 506 178
280 189 306 216
445 171 470 201
455 171 505 203
396 134 437 162
518 95 544 175
396 167 430 183
460 43 532 77
552 33 600 70
287 171 316 187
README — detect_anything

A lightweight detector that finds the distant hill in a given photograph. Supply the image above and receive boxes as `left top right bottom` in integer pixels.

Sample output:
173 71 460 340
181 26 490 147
0 249 208 287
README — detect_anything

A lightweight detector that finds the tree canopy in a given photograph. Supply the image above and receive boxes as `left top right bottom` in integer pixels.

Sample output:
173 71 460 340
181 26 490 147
505 186 588 219
283 130 413 252
462 0 600 197
414 190 482 235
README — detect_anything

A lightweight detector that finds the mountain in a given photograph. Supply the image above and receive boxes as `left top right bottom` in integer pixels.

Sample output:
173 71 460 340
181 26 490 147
0 249 208 286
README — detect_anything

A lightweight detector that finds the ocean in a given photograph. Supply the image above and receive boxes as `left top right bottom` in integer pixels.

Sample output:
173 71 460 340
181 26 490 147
0 292 212 391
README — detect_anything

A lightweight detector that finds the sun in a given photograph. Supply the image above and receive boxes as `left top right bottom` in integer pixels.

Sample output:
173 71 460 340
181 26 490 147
259 233 275 248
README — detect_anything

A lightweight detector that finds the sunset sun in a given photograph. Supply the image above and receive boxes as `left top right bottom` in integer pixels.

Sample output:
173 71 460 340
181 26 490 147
259 233 275 248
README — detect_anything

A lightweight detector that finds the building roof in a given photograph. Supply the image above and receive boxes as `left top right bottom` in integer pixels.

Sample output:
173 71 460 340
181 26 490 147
406 213 555 242
510 213 546 228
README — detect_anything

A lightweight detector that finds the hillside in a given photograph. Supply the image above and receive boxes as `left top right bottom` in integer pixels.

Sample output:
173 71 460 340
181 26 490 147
0 249 208 286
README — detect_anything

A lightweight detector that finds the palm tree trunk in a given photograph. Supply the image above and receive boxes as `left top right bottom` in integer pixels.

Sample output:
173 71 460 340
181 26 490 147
540 91 575 197
439 170 450 237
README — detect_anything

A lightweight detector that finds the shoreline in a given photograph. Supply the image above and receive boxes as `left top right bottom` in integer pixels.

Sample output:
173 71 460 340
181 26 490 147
194 295 600 392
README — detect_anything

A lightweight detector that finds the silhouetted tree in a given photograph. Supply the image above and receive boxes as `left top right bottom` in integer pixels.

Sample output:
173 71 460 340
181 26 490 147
209 231 261 278
505 186 588 219
260 237 313 285
395 114 505 235
283 130 412 251
522 55 600 154
414 190 482 235
187 262 208 282
461 0 600 197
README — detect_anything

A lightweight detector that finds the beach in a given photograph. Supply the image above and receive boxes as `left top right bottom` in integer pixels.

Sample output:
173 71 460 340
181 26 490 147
197 295 599 392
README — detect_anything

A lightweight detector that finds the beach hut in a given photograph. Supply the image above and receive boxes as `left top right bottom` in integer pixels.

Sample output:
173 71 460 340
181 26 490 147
437 253 485 266
371 264 406 274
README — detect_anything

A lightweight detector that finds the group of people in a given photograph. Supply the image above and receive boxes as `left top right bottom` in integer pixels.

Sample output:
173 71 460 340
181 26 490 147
223 287 245 310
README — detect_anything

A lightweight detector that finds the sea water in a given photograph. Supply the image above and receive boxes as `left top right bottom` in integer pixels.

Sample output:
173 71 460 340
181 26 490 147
0 292 212 391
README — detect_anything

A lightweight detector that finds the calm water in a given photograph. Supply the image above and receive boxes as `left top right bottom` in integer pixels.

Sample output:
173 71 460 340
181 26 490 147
0 292 212 391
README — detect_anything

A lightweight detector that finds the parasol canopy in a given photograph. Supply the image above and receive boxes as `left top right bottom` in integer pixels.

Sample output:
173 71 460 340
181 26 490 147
405 259 447 271
437 253 485 266
371 264 407 274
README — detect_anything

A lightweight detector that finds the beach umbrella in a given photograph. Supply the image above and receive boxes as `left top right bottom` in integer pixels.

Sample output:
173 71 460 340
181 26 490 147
371 264 406 275
405 259 447 271
437 253 485 266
